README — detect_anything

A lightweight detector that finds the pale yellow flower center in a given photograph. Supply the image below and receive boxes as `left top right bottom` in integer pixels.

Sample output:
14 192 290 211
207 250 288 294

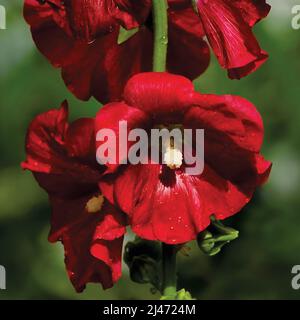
164 146 183 170
154 124 184 170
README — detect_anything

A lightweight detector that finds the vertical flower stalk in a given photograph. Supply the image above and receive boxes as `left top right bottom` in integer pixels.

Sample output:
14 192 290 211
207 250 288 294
152 0 177 298
162 244 177 297
152 0 168 72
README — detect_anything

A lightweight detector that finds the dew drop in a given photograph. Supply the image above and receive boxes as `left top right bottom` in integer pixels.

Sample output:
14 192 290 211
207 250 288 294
161 35 168 45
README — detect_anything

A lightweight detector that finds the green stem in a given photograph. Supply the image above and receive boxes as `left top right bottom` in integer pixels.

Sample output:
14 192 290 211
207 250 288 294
152 0 176 299
162 244 177 297
152 0 168 72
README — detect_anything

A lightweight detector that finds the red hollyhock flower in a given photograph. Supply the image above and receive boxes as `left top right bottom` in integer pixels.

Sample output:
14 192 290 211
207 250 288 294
192 0 271 79
95 72 272 244
21 101 126 292
23 0 210 103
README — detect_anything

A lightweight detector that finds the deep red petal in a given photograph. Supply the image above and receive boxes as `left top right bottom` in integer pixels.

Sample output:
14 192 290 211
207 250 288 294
90 27 153 103
196 0 268 78
255 154 272 185
65 118 96 163
90 237 124 286
91 205 127 283
61 201 125 291
168 0 191 9
230 0 271 27
21 101 103 242
21 102 101 181
95 102 150 173
168 6 210 80
114 0 151 29
228 51 268 79
104 161 269 244
64 0 117 41
24 0 71 35
28 18 153 102
123 72 195 122
24 1 153 103
93 207 127 241
185 93 264 152
183 93 271 199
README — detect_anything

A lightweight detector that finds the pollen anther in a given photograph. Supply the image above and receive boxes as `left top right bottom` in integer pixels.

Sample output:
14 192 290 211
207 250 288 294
86 195 104 213
164 146 183 170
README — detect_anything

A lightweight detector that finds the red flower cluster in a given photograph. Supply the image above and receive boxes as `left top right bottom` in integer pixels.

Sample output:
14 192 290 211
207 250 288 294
24 0 269 103
23 74 271 289
22 0 272 292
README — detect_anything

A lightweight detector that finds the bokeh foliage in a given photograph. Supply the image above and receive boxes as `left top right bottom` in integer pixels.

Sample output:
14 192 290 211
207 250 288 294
0 0 300 299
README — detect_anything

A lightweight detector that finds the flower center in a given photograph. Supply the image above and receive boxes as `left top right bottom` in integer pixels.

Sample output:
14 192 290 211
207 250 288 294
164 146 183 170
154 124 184 170
86 195 104 213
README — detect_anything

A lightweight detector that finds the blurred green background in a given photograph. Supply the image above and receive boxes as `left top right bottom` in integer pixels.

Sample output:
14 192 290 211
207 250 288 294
0 0 300 300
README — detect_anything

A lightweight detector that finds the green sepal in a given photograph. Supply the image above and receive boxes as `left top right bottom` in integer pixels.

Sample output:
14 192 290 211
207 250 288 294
197 217 239 256
118 26 139 45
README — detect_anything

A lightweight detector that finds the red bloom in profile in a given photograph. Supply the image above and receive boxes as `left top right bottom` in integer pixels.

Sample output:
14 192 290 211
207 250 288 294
95 72 272 244
21 101 126 292
192 0 271 78
23 0 210 103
